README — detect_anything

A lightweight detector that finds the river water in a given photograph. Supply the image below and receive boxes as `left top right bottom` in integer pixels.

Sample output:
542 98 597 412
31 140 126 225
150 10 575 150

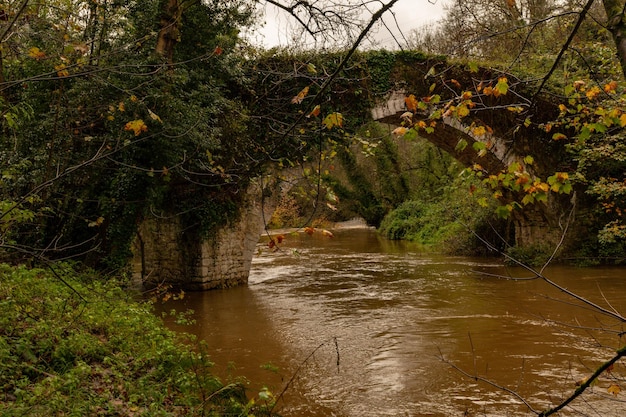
158 225 626 416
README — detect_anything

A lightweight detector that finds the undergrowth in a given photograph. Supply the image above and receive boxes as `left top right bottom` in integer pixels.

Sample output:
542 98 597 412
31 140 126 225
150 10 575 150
0 263 276 416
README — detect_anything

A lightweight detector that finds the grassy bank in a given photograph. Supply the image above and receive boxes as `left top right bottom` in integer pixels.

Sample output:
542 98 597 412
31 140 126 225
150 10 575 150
0 263 275 416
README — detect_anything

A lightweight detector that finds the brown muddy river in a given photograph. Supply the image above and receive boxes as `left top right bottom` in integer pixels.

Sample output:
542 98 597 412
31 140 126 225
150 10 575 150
158 226 626 416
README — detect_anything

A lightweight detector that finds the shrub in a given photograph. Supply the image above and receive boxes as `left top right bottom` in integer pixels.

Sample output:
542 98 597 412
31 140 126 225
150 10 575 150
0 263 275 416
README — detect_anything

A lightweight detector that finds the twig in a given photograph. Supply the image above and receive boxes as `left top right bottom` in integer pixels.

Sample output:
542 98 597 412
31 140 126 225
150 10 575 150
270 337 339 413
539 346 626 416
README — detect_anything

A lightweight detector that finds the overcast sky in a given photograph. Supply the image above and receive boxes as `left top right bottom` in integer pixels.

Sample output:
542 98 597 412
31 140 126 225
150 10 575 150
253 0 450 49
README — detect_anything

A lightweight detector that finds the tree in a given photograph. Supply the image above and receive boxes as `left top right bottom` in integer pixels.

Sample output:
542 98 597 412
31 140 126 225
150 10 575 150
0 0 256 268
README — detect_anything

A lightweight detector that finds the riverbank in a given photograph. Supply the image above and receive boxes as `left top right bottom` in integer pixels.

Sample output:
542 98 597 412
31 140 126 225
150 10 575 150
0 263 276 416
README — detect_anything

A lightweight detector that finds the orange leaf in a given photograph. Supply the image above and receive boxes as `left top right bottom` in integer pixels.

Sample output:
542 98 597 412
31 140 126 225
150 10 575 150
291 86 309 104
604 81 618 93
304 226 315 235
321 229 334 238
308 105 321 118
405 94 418 112
276 234 284 244
55 64 69 77
213 46 223 56
450 79 461 89
268 239 276 249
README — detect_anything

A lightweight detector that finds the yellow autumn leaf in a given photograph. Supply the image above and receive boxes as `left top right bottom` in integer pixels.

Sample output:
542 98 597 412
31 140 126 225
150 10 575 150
536 182 550 193
118 101 125 112
586 86 601 100
88 216 105 227
55 64 69 77
323 112 343 130
620 113 626 127
28 47 46 60
472 126 487 136
608 384 621 396
392 126 408 136
291 86 309 104
124 119 148 136
148 109 162 123
457 105 470 117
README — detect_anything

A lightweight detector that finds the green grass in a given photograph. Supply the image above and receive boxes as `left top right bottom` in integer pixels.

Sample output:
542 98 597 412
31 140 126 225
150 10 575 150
0 263 275 416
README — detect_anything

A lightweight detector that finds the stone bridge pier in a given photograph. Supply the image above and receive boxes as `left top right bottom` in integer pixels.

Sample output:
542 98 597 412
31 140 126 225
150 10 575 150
132 175 291 290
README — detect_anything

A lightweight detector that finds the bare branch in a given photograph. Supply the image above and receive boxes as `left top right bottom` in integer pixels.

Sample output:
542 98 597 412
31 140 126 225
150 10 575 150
539 345 626 416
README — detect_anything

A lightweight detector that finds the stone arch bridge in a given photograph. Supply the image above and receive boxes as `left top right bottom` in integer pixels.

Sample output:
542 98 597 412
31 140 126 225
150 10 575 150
134 52 574 289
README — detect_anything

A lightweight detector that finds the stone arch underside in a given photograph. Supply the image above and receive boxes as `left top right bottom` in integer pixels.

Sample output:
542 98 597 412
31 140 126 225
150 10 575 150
370 89 579 250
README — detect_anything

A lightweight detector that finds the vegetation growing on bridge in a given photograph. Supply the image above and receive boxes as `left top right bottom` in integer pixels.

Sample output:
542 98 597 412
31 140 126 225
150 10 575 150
3 0 626 414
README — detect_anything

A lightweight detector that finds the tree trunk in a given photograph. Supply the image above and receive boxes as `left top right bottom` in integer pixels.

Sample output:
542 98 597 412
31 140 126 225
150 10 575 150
602 0 626 80
155 0 183 62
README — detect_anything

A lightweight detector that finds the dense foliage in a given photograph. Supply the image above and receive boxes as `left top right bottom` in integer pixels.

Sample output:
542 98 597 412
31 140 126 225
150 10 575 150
0 0 264 270
0 263 276 416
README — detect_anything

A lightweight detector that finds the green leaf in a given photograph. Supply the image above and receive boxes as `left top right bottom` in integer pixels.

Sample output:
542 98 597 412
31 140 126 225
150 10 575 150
521 194 534 205
472 142 486 151
455 139 468 151
495 77 509 96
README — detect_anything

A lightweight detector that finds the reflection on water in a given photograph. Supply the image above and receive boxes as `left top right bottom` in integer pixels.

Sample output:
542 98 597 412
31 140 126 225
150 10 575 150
157 227 626 416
